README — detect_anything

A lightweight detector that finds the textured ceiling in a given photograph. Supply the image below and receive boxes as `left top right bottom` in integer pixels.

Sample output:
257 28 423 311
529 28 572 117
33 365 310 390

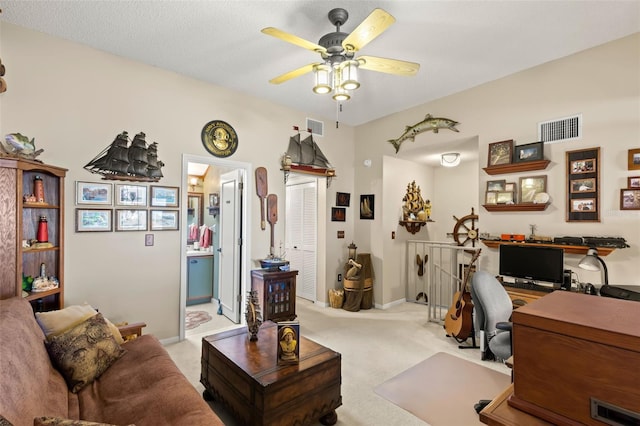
1 1 639 166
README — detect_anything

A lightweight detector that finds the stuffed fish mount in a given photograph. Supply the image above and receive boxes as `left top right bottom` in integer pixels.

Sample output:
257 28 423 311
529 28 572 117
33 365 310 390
388 114 459 153
1 133 44 161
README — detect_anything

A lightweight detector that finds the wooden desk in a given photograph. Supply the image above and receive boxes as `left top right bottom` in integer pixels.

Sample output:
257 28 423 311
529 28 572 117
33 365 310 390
201 322 342 426
503 287 547 308
480 385 552 426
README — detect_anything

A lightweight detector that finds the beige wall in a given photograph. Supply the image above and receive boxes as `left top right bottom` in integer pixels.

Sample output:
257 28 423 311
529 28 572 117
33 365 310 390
356 33 640 305
0 23 355 339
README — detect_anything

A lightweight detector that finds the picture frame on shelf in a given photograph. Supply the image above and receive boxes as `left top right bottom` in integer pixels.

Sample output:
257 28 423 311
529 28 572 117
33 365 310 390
115 209 148 231
75 208 112 232
571 198 596 212
486 179 506 192
331 207 346 222
115 184 147 207
628 176 640 188
570 178 596 193
485 191 498 205
336 192 350 207
566 147 600 222
75 181 112 205
519 175 547 203
504 182 516 192
150 186 179 207
620 189 640 210
496 191 515 204
150 209 179 230
487 140 513 167
514 141 544 163
628 148 640 170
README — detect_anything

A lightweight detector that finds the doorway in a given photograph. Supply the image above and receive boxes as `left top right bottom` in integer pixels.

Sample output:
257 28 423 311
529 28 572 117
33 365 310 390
180 154 251 340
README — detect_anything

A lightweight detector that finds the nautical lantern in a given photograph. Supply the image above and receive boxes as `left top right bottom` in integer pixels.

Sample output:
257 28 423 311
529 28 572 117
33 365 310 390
348 241 357 260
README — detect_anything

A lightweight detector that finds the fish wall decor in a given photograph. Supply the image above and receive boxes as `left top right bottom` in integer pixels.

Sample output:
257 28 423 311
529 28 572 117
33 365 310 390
388 114 459 153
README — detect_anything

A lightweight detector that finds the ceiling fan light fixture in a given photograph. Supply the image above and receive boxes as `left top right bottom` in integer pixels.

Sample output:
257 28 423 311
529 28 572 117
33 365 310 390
312 64 332 94
340 60 360 91
332 85 350 101
441 152 461 167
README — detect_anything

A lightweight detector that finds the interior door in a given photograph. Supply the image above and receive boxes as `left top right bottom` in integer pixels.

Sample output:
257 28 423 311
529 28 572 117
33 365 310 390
286 178 317 301
218 169 243 322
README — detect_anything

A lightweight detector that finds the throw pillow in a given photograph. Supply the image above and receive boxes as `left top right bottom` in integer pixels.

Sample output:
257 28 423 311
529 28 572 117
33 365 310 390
0 414 14 426
33 417 135 426
46 313 126 393
36 304 124 345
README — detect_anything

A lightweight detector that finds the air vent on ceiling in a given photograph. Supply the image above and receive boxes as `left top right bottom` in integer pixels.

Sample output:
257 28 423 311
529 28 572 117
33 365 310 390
538 114 582 143
306 118 324 137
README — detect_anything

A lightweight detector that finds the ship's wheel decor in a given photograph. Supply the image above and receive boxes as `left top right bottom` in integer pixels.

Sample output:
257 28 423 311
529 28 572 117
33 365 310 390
84 131 164 182
451 207 479 246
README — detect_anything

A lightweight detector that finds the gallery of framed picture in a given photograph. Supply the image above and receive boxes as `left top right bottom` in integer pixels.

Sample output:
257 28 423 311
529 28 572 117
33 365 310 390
566 147 600 222
621 149 640 210
74 181 180 232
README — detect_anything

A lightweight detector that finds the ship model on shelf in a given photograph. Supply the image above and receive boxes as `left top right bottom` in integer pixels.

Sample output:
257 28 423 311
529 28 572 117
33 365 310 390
84 131 164 182
281 126 335 181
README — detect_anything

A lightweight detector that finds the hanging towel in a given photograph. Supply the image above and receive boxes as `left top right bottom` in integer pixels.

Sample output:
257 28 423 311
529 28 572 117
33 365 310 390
189 223 199 241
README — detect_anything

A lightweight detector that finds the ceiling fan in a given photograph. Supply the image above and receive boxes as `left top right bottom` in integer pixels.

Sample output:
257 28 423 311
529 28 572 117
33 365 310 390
262 8 420 101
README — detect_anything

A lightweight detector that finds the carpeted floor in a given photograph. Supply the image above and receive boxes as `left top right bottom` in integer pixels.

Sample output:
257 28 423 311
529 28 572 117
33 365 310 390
166 298 510 425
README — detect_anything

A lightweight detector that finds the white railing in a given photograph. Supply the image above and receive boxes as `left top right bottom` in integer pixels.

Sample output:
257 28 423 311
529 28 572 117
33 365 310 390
406 240 481 324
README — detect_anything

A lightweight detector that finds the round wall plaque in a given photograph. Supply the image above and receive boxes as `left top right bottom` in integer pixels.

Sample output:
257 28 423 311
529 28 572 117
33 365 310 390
201 120 238 157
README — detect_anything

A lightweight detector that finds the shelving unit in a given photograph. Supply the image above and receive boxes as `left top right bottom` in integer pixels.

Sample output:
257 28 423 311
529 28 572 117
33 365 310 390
0 158 66 311
482 203 549 212
481 239 615 256
482 159 550 175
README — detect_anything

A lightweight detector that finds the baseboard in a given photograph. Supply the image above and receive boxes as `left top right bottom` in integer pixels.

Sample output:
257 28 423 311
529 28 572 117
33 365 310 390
160 336 180 346
375 298 407 310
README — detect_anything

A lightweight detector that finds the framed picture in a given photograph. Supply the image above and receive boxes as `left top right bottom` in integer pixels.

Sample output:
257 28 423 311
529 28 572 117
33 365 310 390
150 209 179 231
331 207 346 222
209 193 219 207
150 186 179 207
514 141 544 163
570 178 596 193
486 179 506 192
487 140 513 167
566 147 600 222
76 181 112 205
504 182 516 192
115 184 147 207
571 198 596 212
75 209 112 232
485 191 498 205
628 176 640 188
570 158 596 174
336 192 351 207
496 191 515 204
621 189 640 210
519 175 547 203
115 209 148 231
360 194 375 220
628 148 640 170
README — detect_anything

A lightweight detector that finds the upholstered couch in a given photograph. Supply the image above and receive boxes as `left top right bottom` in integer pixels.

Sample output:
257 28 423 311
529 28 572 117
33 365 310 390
0 296 223 426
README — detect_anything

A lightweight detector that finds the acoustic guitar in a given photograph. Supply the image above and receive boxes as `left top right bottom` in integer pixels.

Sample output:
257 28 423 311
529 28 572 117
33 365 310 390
443 249 481 341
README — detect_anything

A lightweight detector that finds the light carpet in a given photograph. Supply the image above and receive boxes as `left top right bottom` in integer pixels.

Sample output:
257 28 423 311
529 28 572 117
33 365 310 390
374 352 511 426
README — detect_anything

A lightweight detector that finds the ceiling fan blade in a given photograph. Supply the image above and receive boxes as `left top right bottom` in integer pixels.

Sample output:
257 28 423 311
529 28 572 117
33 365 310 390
342 8 395 53
269 63 320 85
261 27 327 54
357 55 420 76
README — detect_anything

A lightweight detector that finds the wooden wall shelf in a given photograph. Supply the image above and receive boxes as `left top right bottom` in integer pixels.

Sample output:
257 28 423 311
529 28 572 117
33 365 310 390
483 159 550 175
483 203 549 212
399 220 432 234
481 240 615 256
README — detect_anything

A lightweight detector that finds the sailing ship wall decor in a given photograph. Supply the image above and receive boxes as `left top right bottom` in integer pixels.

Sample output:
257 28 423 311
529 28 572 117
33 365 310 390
84 131 164 182
281 126 336 184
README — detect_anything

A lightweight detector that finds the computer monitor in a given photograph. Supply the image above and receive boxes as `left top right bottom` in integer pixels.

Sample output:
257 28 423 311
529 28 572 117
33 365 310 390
499 244 564 285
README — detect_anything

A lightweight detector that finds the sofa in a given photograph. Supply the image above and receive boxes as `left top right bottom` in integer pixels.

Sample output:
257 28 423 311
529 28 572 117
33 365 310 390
0 296 223 426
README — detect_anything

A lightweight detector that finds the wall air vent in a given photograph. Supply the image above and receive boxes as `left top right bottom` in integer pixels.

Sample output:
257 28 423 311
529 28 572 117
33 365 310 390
538 114 581 143
306 118 324 137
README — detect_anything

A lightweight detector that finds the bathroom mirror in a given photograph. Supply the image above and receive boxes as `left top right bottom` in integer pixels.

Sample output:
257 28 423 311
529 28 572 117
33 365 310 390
187 192 204 243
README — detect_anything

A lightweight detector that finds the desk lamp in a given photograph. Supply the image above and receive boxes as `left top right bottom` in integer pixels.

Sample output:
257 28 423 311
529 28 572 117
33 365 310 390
578 248 608 286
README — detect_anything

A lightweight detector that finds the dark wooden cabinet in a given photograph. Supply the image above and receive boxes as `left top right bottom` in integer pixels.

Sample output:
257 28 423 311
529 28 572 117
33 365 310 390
251 269 298 322
0 158 66 311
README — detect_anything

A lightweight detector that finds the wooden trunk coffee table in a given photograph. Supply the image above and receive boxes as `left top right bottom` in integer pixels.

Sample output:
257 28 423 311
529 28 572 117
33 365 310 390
201 322 342 426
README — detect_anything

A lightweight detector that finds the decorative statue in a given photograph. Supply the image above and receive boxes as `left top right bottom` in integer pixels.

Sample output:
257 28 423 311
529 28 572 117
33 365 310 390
346 258 362 279
1 133 44 160
245 290 262 341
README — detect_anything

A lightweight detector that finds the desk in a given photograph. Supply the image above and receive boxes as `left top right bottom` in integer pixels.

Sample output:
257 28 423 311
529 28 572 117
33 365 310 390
503 287 547 308
480 385 552 426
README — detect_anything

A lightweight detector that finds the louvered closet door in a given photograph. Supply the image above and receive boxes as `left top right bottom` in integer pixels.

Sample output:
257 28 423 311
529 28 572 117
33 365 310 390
285 179 317 301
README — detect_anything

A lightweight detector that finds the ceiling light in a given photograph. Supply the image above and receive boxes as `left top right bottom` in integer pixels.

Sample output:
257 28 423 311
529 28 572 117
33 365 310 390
340 60 360 91
441 152 461 167
313 64 332 94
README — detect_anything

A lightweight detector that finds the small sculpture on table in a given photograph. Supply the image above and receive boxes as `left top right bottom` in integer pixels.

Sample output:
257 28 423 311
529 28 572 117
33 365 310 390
245 290 262 341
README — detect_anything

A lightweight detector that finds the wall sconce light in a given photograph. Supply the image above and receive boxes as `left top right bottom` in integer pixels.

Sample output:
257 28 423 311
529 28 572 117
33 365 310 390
441 152 461 167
